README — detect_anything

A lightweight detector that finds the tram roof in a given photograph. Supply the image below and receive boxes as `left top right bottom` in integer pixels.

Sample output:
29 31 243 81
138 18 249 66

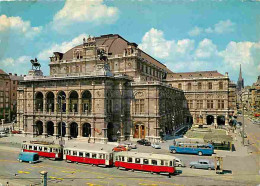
114 151 176 160
63 147 110 154
22 142 61 148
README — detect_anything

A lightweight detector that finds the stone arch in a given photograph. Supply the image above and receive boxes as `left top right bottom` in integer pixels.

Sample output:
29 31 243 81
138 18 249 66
57 91 66 112
206 115 214 125
46 121 54 136
107 122 114 142
69 90 79 112
46 92 55 112
57 121 66 137
82 90 92 114
82 123 91 137
35 120 43 135
70 122 78 138
217 115 225 125
35 92 43 111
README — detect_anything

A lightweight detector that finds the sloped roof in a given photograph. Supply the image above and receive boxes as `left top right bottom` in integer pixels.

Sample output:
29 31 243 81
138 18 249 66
61 34 170 72
0 69 7 75
167 71 224 79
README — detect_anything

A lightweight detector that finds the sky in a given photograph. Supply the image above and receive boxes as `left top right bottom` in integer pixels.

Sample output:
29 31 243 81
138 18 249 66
0 0 259 85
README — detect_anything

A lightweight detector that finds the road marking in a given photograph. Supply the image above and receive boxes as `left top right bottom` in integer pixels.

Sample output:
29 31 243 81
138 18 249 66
86 183 103 186
61 170 75 174
18 170 30 174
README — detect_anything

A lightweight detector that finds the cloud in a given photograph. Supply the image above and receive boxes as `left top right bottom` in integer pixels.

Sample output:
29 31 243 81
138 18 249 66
38 33 88 60
52 0 119 29
0 55 32 75
188 26 203 36
0 15 42 37
195 39 217 59
188 20 235 36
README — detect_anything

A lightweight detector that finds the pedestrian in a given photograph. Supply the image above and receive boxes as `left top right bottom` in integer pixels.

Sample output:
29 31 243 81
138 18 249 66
88 137 90 143
6 181 9 186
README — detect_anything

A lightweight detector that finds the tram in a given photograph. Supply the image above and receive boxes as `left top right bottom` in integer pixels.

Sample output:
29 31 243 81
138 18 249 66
63 147 113 167
22 141 62 160
114 151 176 177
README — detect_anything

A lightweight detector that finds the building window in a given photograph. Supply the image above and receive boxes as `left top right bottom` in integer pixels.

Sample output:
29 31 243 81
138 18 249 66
13 81 15 85
198 82 202 90
178 83 182 89
187 100 193 109
208 82 213 90
134 99 145 114
197 100 203 109
207 100 214 109
218 100 224 109
219 82 223 90
187 83 192 91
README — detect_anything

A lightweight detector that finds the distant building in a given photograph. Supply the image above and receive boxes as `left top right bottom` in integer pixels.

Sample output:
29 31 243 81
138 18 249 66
0 69 24 122
166 71 235 126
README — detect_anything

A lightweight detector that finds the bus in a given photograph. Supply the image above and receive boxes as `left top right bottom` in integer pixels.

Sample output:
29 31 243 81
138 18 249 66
169 143 214 156
63 148 113 167
114 151 176 177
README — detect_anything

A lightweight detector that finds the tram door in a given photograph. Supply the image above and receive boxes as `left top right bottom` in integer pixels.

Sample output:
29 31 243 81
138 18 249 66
134 124 145 139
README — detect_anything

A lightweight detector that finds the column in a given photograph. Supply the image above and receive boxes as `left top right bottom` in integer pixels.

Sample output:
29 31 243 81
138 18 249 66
42 122 47 138
203 114 207 124
192 114 196 125
53 123 58 139
43 96 46 113
78 124 82 137
79 97 82 115
214 115 217 128
66 98 69 114
65 124 70 139
54 95 57 114
225 114 229 125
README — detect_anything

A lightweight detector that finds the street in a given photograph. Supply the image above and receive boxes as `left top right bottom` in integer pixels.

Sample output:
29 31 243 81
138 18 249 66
0 141 259 186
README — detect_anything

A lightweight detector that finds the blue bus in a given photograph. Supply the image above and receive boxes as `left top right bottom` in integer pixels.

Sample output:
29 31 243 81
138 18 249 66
169 143 214 156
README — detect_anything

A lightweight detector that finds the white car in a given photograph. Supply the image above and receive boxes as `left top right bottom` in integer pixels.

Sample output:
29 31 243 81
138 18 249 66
174 158 185 167
151 143 161 149
0 132 7 137
125 142 137 149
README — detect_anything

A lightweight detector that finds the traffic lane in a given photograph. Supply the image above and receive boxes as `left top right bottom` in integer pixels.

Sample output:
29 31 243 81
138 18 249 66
237 116 260 153
0 149 245 186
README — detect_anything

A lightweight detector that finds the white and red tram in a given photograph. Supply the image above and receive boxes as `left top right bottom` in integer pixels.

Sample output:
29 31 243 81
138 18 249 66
63 147 113 167
114 151 176 177
22 142 62 160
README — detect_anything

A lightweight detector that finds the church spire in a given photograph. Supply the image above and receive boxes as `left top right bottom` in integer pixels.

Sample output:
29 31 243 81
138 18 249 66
237 64 244 91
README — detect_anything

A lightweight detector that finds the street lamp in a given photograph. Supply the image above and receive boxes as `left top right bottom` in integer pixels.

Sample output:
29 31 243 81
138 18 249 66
58 95 66 147
239 92 245 146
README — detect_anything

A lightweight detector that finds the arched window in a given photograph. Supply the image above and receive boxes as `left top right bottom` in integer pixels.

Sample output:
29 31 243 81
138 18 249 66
135 99 145 114
187 83 192 91
198 82 202 90
208 82 213 90
178 83 182 89
82 90 92 114
219 82 223 90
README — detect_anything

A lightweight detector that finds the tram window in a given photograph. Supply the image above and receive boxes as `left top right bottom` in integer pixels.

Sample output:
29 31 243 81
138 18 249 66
86 153 90 158
170 161 173 166
73 151 77 156
44 147 48 152
143 159 149 165
79 152 83 157
136 158 140 164
165 161 168 166
92 154 97 159
127 157 132 163
161 160 164 166
116 156 118 161
53 149 57 153
49 148 53 153
110 154 113 159
152 160 157 165
39 146 42 151
99 154 104 159
34 146 37 151
121 157 125 162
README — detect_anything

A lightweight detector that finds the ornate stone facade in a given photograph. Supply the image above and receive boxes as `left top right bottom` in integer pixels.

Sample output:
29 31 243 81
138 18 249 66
166 71 235 126
17 34 187 143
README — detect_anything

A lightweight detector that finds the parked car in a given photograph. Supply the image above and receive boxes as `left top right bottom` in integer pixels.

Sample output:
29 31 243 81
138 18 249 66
112 145 128 152
151 143 161 149
137 139 151 146
174 158 185 167
189 159 215 170
124 142 137 149
18 152 39 164
0 132 7 137
11 130 21 134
